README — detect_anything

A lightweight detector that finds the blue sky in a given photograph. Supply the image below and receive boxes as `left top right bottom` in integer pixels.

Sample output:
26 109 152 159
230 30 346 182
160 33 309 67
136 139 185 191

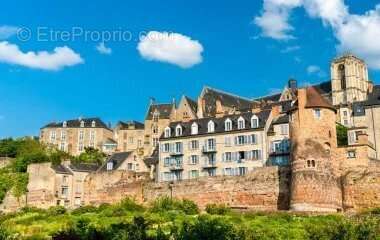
1 0 380 137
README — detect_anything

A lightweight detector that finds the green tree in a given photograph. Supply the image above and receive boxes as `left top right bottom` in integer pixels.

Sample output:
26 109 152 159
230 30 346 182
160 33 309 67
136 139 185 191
336 124 348 146
74 147 106 164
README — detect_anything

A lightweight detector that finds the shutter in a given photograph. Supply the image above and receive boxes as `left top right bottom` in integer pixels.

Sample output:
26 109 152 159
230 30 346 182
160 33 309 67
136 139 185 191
258 150 262 160
222 153 225 162
234 137 238 145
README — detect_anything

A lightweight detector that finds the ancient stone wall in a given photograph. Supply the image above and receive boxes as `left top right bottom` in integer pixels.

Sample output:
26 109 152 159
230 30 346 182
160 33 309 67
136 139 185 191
84 167 291 210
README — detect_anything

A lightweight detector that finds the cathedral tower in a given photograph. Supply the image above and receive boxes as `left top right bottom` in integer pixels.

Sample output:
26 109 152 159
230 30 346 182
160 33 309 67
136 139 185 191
289 87 342 212
331 54 369 106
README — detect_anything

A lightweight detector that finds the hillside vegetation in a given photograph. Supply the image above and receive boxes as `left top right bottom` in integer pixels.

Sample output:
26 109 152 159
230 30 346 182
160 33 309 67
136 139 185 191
0 198 379 240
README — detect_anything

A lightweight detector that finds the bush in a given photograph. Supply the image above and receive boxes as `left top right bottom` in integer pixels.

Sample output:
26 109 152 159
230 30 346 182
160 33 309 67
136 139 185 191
151 197 198 215
47 206 67 216
205 204 231 215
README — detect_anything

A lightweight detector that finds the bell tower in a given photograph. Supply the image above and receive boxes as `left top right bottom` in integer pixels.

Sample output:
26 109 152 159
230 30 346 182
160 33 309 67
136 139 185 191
331 54 369 106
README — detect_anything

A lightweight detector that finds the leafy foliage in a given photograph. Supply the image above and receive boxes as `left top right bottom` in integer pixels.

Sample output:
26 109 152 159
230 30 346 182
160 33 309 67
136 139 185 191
73 147 106 165
151 197 199 215
205 203 231 215
337 123 348 146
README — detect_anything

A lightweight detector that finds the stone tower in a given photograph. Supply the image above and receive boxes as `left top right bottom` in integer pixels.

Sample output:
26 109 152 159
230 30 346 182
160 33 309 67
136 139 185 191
289 87 342 212
331 54 369 106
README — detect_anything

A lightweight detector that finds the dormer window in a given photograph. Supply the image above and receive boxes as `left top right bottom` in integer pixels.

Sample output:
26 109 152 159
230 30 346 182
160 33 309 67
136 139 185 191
237 116 245 130
251 115 259 128
106 161 113 171
176 125 183 136
208 121 215 133
80 120 85 128
164 127 171 138
62 121 67 128
225 118 232 131
91 120 96 128
191 122 198 135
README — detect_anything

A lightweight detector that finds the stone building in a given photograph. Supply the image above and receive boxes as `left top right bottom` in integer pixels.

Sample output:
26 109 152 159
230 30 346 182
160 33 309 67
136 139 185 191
99 151 148 173
158 110 272 182
40 118 113 156
114 121 145 153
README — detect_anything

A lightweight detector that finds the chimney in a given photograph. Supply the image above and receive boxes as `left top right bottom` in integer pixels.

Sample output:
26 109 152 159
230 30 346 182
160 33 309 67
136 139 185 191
251 101 261 113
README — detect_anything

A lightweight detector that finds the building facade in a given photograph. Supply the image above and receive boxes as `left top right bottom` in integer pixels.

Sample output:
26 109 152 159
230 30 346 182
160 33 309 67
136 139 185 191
114 121 145 153
40 118 113 156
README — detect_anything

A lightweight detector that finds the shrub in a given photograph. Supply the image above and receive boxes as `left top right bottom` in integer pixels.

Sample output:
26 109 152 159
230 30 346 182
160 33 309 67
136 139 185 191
47 206 67 216
118 198 145 212
151 197 198 215
205 203 231 215
71 205 98 215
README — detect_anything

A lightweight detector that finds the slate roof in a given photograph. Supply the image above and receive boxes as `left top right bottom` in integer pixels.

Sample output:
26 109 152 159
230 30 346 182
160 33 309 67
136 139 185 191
184 96 198 114
253 93 282 103
42 118 109 129
313 81 332 95
51 164 72 175
272 114 289 125
145 104 174 120
69 163 100 172
364 85 380 107
144 147 159 166
201 87 253 117
161 110 271 139
117 121 144 130
99 152 132 171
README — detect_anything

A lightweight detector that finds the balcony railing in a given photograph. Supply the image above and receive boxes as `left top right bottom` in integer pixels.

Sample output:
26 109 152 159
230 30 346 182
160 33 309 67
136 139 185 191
202 160 217 168
202 145 216 153
169 149 183 156
169 163 184 171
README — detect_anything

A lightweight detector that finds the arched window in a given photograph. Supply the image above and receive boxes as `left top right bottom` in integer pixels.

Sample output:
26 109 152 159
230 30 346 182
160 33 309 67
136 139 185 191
164 127 171 138
91 120 96 128
208 121 215 133
307 160 311 167
175 124 182 136
225 118 232 131
338 64 346 90
191 122 198 135
237 116 245 129
251 115 259 128
311 160 316 167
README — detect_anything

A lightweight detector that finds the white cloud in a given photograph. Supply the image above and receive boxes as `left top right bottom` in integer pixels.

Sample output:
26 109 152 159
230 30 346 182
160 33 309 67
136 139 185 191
281 45 300 53
307 65 326 77
0 25 19 40
255 0 380 69
137 31 203 68
0 41 83 71
96 42 112 55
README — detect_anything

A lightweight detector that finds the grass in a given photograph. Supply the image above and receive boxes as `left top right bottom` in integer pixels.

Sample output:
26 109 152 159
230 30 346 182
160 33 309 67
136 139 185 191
0 199 379 240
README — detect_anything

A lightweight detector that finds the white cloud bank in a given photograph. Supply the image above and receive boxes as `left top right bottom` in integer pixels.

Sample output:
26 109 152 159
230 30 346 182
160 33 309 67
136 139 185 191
0 41 83 71
0 25 19 40
255 0 380 69
96 42 112 55
137 31 203 68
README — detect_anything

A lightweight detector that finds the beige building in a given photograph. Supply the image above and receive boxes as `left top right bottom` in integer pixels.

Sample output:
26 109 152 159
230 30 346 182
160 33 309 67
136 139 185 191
40 118 113 156
114 121 145 153
99 151 149 173
158 110 271 182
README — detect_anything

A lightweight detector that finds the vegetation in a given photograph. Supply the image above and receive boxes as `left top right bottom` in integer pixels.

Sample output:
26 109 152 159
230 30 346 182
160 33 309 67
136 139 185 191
337 123 349 146
0 198 379 239
73 147 106 165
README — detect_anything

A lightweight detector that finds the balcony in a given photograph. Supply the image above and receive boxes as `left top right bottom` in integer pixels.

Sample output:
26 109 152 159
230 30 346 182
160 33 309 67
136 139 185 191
202 145 217 153
169 150 183 156
202 160 217 169
169 163 184 171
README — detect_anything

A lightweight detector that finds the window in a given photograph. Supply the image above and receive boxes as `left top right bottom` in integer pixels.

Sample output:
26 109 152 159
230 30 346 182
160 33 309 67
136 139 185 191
189 155 199 165
60 142 65 151
61 187 68 197
62 175 68 184
164 157 171 167
128 163 133 170
251 115 259 128
163 143 170 153
152 126 158 134
79 130 84 141
238 116 245 129
152 138 159 147
225 137 232 147
224 168 233 176
191 122 198 135
344 119 348 126
225 118 232 131
252 150 261 160
138 140 142 147
251 134 257 144
74 197 81 206
50 131 56 141
91 120 96 127
189 140 199 150
208 121 215 133
237 167 247 176
313 109 321 119
176 125 183 136
62 121 67 128
343 110 348 117
280 125 289 135
224 152 232 162
61 131 66 141
238 151 245 161
90 130 95 141
78 143 84 152
207 138 216 150
206 168 216 177
164 127 171 138
347 150 356 158
175 142 182 154
236 135 248 145
128 137 134 144
80 121 84 128
189 170 199 179
106 161 113 171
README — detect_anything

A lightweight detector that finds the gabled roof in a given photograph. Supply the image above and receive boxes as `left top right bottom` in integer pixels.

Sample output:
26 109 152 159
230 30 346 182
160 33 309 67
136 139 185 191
145 103 174 120
117 121 144 130
69 163 100 172
42 118 109 130
183 96 198 115
144 146 159 166
200 86 252 117
51 164 72 175
161 110 271 139
99 152 132 171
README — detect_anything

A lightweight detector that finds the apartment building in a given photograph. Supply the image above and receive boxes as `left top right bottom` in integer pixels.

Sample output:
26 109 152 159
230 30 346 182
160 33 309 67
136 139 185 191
158 110 271 182
114 121 145 153
40 118 113 156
